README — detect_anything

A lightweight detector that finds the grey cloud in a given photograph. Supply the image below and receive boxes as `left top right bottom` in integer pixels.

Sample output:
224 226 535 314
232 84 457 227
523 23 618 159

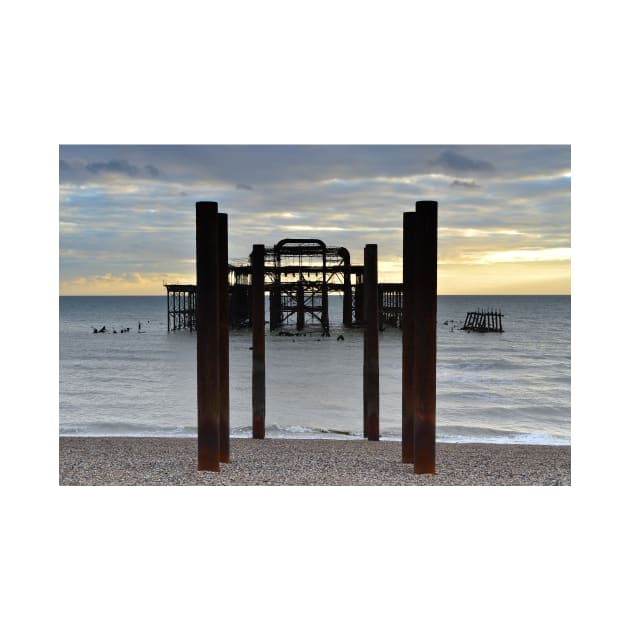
236 183 254 190
60 145 569 189
450 179 481 189
86 159 139 176
144 164 162 178
428 150 494 173
80 159 163 179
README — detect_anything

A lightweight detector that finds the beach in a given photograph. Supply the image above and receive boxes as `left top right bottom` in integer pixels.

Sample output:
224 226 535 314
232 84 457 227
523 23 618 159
59 437 570 486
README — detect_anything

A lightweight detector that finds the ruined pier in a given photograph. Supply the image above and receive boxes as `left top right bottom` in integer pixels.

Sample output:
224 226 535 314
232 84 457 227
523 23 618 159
166 238 406 333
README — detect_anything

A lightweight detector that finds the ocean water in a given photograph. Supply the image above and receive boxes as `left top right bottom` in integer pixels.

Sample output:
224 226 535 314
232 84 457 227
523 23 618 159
59 295 570 445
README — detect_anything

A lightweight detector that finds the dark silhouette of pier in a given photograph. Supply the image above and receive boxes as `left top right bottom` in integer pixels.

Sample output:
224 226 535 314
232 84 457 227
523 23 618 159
166 240 405 333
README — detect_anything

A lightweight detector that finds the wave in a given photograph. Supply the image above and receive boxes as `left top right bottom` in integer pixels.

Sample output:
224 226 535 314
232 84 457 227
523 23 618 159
59 421 197 438
230 423 364 440
436 424 570 445
60 421 569 445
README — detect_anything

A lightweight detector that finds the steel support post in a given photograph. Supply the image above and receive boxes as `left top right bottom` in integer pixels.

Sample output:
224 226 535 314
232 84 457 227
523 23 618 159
296 281 305 330
252 244 266 439
363 244 379 441
218 213 230 462
412 200 438 474
196 201 221 471
270 283 281 330
343 262 353 326
402 212 417 463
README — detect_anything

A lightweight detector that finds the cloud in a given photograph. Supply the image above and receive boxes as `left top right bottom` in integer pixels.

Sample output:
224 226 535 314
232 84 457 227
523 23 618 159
86 159 139 176
236 183 253 190
144 164 162 178
428 150 494 173
60 158 163 181
450 179 480 189
479 247 571 264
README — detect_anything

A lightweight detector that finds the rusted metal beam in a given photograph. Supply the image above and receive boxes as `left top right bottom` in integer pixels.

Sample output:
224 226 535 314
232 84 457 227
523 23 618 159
196 201 221 471
342 252 353 326
402 211 417 463
270 281 281 330
218 213 230 463
363 244 379 441
296 280 305 330
252 244 266 439
412 200 438 474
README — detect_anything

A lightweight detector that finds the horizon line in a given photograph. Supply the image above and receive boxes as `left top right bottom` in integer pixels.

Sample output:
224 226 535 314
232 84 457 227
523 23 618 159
59 293 572 297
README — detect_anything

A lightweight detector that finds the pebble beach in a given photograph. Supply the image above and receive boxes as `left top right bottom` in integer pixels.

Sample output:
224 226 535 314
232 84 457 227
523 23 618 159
59 437 571 486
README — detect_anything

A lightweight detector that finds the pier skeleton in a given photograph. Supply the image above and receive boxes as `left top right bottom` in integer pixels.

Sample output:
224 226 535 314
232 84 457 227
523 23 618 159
167 239 408 333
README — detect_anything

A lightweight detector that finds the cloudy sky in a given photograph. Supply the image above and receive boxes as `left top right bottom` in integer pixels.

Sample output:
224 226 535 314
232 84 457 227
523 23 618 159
59 145 570 295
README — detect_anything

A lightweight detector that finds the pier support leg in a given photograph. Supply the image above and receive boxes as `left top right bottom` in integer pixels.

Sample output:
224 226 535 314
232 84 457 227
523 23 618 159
252 244 266 439
218 213 230 463
363 244 379 441
412 201 438 474
296 281 305 331
355 280 364 324
196 201 221 471
402 212 417 463
270 281 281 331
343 262 353 326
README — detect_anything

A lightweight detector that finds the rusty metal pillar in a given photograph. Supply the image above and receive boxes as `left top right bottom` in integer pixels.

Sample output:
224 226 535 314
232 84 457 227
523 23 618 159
413 200 438 474
363 244 379 441
270 249 281 331
296 280 305 330
196 201 221 471
321 252 330 335
402 211 417 463
270 282 281 331
355 275 364 323
270 251 281 331
343 258 353 326
252 244 266 439
218 213 230 463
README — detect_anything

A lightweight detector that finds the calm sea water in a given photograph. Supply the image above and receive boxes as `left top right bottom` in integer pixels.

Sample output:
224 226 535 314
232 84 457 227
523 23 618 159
59 295 570 444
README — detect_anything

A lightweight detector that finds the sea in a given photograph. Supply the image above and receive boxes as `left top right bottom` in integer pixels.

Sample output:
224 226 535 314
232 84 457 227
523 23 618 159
59 295 570 445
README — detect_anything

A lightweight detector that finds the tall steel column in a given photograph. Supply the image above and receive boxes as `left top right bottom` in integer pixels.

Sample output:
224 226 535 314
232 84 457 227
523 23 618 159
296 281 305 330
363 244 379 441
218 213 230 463
196 201 221 471
402 212 417 463
343 263 353 326
410 201 438 474
252 244 266 439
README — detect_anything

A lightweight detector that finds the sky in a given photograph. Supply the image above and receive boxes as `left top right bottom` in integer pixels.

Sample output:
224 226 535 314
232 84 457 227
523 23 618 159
59 145 570 295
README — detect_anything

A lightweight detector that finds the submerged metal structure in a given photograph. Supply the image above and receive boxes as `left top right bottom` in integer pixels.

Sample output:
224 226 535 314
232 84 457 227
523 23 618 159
165 284 196 331
461 309 504 332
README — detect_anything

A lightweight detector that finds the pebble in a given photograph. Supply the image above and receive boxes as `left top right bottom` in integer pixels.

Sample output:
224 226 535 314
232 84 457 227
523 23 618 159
59 438 571 486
